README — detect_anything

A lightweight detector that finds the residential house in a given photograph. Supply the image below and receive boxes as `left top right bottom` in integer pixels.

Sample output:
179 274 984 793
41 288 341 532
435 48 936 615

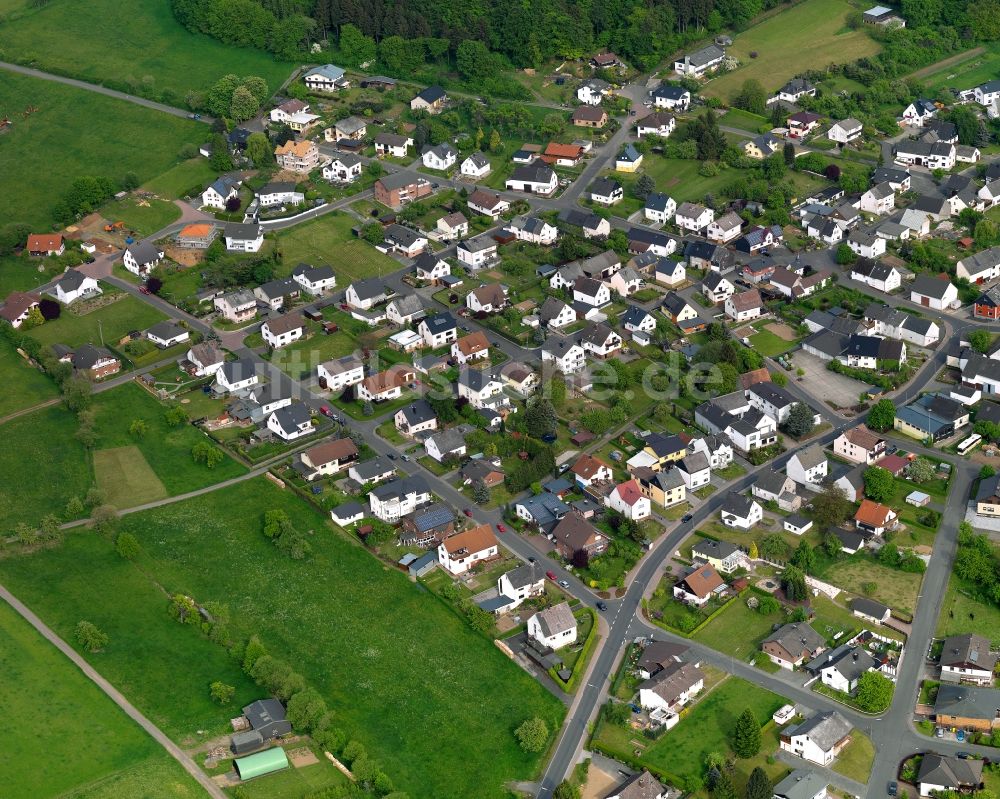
651 84 691 111
0 291 39 328
394 399 438 436
917 754 984 798
223 223 264 253
810 645 878 693
63 344 120 379
894 140 955 170
691 538 742 574
859 183 896 215
559 208 611 239
421 143 457 171
499 361 538 395
703 272 734 304
653 257 686 287
506 163 558 196
451 331 490 364
303 64 347 92
644 192 677 224
725 289 763 322
424 429 467 463
752 471 800 511
621 305 656 336
589 176 624 206
253 276 299 311
201 175 240 209
322 154 363 183
786 445 828 485
744 133 782 159
673 563 725 605
606 771 670 799
851 597 891 625
763 623 827 670
674 44 725 77
636 111 676 139
297 438 358 481
186 342 224 377
608 266 643 296
580 322 623 358
571 454 613 488
780 711 853 766
122 241 164 277
773 771 829 799
374 173 432 209
414 252 451 284
616 143 643 172
496 562 546 610
345 277 390 311
851 258 900 293
274 140 319 173
410 85 447 113
467 189 510 218
828 118 863 144
266 402 313 441
26 233 65 257
515 492 571 530
507 216 558 245
958 246 1000 284
675 202 714 233
551 511 608 559
833 427 886 464
331 115 366 142
940 633 998 685
901 98 937 127
348 457 396 487
214 289 257 324
357 365 415 402
606 479 652 520
145 320 189 349
51 270 101 305
369 476 431 522
175 223 217 249
706 211 743 244
528 602 577 649
373 133 413 158
539 297 577 329
456 368 507 411
720 492 763 529
573 276 611 309
460 152 491 178
787 111 821 138
540 337 586 374
779 77 816 102
291 263 336 295
854 499 897 536
637 661 705 712
676 452 711 491
466 283 508 315
577 79 611 105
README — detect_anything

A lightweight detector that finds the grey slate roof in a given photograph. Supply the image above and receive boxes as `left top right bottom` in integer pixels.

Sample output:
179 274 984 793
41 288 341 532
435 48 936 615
773 770 829 799
784 710 852 752
917 754 984 789
764 622 826 656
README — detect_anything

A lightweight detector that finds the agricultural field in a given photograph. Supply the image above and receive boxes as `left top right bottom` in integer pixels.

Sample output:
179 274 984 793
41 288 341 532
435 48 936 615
27 293 167 349
275 213 402 283
0 0 291 99
701 0 882 100
0 338 59 418
0 478 564 799
0 72 205 229
0 599 203 799
0 404 92 529
90 383 246 499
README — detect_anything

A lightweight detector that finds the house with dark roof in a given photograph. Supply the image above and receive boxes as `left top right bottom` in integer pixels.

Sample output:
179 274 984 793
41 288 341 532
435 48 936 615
780 711 853 765
935 683 1000 733
918 753 984 798
762 623 827 669
940 633 998 685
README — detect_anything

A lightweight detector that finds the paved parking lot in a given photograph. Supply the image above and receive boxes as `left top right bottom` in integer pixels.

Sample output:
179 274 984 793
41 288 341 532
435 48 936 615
786 350 865 409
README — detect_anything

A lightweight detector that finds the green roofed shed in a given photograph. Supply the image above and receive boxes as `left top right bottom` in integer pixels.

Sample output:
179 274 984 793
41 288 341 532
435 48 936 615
234 747 289 780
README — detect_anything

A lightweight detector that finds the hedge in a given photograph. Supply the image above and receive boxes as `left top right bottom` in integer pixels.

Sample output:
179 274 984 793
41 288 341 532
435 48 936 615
549 608 599 693
648 589 745 639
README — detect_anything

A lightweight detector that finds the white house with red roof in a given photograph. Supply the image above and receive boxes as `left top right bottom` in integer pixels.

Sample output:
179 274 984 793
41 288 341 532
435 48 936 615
606 479 652 520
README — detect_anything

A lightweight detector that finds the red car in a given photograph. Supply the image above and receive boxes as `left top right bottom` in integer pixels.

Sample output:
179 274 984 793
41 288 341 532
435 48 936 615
138 285 150 295
463 508 473 517
546 570 557 581
319 406 334 418
496 523 506 533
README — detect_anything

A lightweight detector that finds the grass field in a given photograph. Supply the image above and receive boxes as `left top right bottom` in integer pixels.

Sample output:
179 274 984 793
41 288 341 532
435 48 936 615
0 0 291 98
0 599 203 799
0 253 66 296
694 594 784 658
0 478 564 798
937 575 1000 645
720 108 771 133
28 294 167 349
824 556 923 615
142 159 218 200
701 0 882 100
276 213 400 283
640 155 826 204
0 71 205 229
0 338 59 417
640 676 787 785
93 445 168 507
914 44 1000 95
100 197 182 237
832 731 875 782
0 404 92 529
212 750 349 798
90 383 245 498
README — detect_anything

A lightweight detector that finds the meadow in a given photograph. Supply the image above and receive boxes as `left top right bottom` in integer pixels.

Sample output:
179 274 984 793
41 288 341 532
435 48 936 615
0 404 92 529
0 72 205 229
0 599 203 799
700 0 882 100
90 382 246 499
0 338 59 417
0 0 291 98
0 478 565 799
914 44 1000 95
276 213 401 283
28 294 167 349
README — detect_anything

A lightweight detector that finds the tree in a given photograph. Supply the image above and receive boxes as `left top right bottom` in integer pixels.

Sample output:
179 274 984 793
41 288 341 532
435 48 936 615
39 298 61 320
115 531 141 560
732 79 767 115
855 670 894 712
243 634 267 671
835 243 856 265
75 620 109 652
245 132 272 167
746 767 772 799
210 681 236 705
810 483 853 530
791 540 816 574
712 769 738 799
982 465 997 480
524 397 557 438
129 418 148 438
783 402 815 438
121 171 140 191
472 480 490 505
209 134 233 172
489 129 502 152
91 504 119 534
868 399 896 431
783 142 795 166
286 687 328 731
969 329 993 354
733 708 762 757
164 406 188 427
169 593 199 624
863 465 895 503
908 457 936 483
781 565 807 601
362 223 384 246
553 781 581 799
145 276 163 294
514 717 549 752
40 514 61 541
339 23 376 66
63 376 93 412
230 86 259 122
634 174 655 198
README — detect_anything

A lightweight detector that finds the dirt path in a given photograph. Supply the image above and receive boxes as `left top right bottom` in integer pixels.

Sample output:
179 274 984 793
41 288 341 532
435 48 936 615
0 397 61 426
0 584 225 799
909 46 985 81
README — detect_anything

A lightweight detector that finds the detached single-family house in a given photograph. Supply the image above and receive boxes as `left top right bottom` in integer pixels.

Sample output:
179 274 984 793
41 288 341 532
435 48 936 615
673 563 725 605
460 152 491 178
762 623 826 669
0 291 39 329
720 492 763 529
540 337 586 374
859 182 895 215
411 85 447 113
223 223 264 253
917 754 984 799
297 438 358 480
854 499 897 536
528 602 577 649
452 331 490 364
267 402 314 441
674 44 725 77
636 111 676 139
605 771 670 799
902 98 937 127
651 84 690 111
438 524 498 575
122 241 164 277
786 445 828 485
202 175 240 209
145 320 189 348
702 272 734 304
551 511 608 559
577 79 611 105
589 177 624 206
304 63 348 92
373 133 413 158
644 192 677 224
637 661 704 713
606 479 652 520
675 202 714 233
787 111 821 138
939 633 998 685
467 189 510 219
691 538 742 574
291 263 336 295
424 428 466 463
780 711 853 766
828 118 863 144
707 211 743 244
725 289 763 322
778 77 816 103
421 143 457 171
51 270 101 305
572 106 608 128
851 597 891 625
910 274 959 310
851 258 900 293
214 289 257 323
274 140 319 173
833 426 886 464
322 153 363 183
505 163 558 197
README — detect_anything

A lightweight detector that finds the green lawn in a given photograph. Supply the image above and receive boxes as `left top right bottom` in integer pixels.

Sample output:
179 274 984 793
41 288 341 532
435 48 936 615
937 575 1000 646
693 593 785 658
0 71 205 229
0 403 92 529
91 383 245 498
276 213 402 283
832 731 875 782
700 0 882 99
28 294 167 349
269 326 360 382
0 338 59 417
0 478 564 799
100 197 182 237
0 599 203 799
143 158 219 200
823 556 923 615
720 109 771 133
914 44 1000 95
0 252 67 296
640 676 787 785
749 325 796 357
0 0 291 99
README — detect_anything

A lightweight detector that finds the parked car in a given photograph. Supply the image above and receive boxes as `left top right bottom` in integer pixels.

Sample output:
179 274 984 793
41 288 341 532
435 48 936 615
496 523 506 533
597 601 608 611
138 285 150 295
320 406 334 417
386 453 396 460
558 579 569 588
888 782 898 796
682 513 693 523
546 570 557 581
463 508 473 517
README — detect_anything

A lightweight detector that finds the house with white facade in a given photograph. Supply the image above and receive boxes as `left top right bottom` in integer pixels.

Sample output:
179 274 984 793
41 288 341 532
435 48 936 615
528 602 577 649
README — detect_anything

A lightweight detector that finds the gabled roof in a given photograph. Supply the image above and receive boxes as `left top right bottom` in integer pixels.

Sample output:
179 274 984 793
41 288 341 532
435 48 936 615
784 711 852 751
763 622 826 656
678 563 724 597
940 633 998 672
531 601 576 637
415 85 446 104
854 498 895 527
911 273 955 300
917 754 984 790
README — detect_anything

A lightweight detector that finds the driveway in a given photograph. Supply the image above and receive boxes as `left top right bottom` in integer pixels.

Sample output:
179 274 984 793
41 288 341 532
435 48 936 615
786 351 865 409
